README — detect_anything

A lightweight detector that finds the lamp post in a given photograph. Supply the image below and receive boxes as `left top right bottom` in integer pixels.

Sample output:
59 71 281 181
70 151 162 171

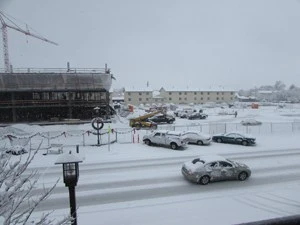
55 151 83 225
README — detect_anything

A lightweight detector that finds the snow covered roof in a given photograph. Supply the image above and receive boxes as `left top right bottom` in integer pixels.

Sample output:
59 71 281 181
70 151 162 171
112 96 124 100
160 86 236 92
125 86 154 92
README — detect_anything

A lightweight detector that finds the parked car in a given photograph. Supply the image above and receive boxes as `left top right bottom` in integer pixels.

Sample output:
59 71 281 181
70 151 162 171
147 114 175 124
241 119 262 126
182 131 211 145
6 145 28 155
187 112 208 120
181 154 251 185
142 130 188 150
212 132 256 146
176 108 196 118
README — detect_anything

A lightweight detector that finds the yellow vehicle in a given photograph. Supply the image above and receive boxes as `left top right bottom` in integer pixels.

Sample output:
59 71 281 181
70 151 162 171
129 111 161 130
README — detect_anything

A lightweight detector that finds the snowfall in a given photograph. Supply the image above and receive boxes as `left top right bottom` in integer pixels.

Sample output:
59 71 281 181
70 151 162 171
1 103 300 225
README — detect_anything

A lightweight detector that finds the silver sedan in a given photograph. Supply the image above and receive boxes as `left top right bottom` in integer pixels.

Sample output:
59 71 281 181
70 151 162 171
181 155 251 185
182 131 212 145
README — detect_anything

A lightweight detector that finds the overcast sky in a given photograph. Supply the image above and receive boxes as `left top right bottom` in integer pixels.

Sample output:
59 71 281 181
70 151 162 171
1 0 300 90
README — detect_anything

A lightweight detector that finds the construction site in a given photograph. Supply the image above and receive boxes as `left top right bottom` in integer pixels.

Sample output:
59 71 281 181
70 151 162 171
0 11 115 123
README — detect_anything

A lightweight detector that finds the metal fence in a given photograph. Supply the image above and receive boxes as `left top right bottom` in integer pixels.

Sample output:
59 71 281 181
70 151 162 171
157 121 300 135
1 121 300 151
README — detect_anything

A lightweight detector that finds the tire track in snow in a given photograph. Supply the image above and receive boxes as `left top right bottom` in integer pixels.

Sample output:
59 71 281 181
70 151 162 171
35 169 300 212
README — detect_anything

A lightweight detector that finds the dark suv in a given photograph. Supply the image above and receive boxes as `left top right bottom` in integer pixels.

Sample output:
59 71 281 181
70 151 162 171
147 114 175 124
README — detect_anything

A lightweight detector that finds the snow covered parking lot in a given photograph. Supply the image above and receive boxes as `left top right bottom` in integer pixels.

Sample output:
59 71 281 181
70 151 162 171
2 105 300 225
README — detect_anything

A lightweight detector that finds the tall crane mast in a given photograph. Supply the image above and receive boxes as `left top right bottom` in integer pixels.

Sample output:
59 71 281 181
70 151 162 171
0 11 58 73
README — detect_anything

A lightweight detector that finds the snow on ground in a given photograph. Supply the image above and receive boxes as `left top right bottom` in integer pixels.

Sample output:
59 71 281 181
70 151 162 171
2 104 300 225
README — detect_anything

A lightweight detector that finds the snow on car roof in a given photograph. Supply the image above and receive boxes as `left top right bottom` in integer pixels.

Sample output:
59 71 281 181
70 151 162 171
167 131 183 135
199 155 227 163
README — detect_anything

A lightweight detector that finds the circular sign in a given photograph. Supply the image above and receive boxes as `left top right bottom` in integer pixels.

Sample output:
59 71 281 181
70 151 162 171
91 117 104 130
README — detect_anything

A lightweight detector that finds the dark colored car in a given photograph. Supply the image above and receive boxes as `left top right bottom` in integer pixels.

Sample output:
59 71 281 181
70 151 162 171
147 114 175 124
187 112 208 120
212 132 256 146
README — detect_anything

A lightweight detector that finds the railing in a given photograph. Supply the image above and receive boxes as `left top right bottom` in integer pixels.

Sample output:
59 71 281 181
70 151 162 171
0 67 109 74
0 99 108 107
157 121 300 135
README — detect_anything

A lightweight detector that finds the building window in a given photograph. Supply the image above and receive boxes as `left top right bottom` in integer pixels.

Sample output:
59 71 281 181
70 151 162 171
128 92 131 96
169 97 172 101
169 92 172 95
179 97 182 100
201 92 203 95
179 92 182 95
33 92 40 100
231 92 234 95
139 92 142 96
217 92 219 95
207 97 210 100
207 92 210 95
194 92 197 95
146 98 149 101
139 98 142 101
216 97 219 100
184 92 187 95
201 97 203 100
128 98 131 101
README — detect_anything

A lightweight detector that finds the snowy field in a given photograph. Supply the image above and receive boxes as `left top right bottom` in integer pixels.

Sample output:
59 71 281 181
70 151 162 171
1 104 300 225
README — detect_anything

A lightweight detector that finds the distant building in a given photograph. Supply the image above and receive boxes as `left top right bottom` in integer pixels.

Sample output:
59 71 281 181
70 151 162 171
124 87 154 106
124 86 236 106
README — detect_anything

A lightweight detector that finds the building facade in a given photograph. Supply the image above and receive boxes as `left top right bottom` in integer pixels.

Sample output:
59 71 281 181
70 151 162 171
0 68 114 123
124 87 236 106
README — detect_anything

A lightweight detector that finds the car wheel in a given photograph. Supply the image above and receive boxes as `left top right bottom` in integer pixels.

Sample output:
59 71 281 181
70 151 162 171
144 139 151 146
217 138 222 143
242 140 248 146
198 175 210 185
170 143 178 150
238 171 248 181
197 140 203 145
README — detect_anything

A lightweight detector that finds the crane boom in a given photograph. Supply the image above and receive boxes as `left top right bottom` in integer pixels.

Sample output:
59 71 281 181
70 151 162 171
5 23 58 46
0 11 58 73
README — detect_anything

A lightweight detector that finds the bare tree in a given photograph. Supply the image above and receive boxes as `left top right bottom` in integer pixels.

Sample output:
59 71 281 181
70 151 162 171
0 143 71 225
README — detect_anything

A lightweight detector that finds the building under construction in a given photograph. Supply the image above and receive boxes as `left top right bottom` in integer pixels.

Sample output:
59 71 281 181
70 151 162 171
0 67 115 123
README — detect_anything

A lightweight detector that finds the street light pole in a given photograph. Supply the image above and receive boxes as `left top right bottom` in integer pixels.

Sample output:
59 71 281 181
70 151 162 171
55 151 83 225
68 186 77 225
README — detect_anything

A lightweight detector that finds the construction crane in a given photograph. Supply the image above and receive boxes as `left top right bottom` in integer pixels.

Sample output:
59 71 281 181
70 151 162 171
0 11 58 73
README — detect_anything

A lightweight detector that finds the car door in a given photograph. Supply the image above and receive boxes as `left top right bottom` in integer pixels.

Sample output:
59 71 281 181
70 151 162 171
205 162 223 182
224 133 236 144
234 134 244 144
187 132 197 144
219 161 236 180
152 132 165 145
